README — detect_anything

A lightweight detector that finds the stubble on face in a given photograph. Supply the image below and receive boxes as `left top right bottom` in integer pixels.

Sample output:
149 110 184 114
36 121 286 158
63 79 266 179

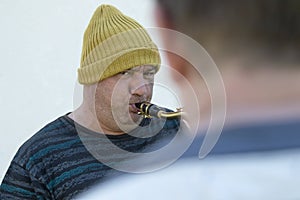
94 74 151 134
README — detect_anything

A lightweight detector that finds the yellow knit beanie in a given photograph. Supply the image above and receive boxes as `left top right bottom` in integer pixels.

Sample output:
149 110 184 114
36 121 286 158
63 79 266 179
78 4 161 85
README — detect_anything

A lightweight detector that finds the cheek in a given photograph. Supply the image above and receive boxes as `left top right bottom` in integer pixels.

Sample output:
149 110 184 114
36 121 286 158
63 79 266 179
111 84 130 107
95 82 114 110
111 79 130 98
95 89 109 111
102 81 130 112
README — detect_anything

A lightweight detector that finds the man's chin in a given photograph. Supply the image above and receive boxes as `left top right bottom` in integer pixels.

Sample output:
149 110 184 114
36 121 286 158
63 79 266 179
112 112 142 133
130 112 143 124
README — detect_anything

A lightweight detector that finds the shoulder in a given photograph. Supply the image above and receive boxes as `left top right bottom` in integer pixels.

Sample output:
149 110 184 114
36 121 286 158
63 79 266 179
159 107 181 130
12 114 78 167
164 117 181 130
151 116 181 143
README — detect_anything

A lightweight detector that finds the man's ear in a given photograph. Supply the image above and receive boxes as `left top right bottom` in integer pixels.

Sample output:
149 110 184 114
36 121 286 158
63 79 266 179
154 5 189 81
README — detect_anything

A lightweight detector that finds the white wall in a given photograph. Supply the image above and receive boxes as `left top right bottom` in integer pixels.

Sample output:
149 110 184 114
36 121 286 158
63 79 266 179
0 0 179 181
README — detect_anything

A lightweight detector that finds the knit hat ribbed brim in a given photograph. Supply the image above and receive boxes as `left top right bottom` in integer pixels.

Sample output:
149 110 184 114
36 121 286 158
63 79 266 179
78 5 161 85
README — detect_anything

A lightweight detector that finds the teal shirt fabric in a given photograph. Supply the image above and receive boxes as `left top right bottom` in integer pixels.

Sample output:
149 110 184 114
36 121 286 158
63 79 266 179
0 114 179 199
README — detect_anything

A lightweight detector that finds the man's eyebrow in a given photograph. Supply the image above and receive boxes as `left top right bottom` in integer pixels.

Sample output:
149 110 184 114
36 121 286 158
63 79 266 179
144 66 157 71
120 66 157 73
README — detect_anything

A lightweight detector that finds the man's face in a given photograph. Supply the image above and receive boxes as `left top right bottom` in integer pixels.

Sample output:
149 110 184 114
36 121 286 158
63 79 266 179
95 65 157 134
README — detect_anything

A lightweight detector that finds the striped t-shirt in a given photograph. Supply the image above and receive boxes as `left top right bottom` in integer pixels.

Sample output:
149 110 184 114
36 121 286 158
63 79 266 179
0 113 180 199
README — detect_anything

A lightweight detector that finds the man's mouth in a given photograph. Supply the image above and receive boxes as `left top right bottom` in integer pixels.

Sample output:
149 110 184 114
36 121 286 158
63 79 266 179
129 103 141 114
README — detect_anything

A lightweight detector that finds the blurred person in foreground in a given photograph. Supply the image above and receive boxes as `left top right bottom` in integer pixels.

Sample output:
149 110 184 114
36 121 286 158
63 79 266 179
79 0 300 199
0 5 181 199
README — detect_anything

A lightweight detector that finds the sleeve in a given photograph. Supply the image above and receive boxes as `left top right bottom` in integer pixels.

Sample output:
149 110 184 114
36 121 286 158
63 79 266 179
0 161 51 200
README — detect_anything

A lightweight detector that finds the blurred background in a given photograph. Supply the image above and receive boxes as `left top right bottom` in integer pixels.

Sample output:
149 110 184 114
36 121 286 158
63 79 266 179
0 0 180 181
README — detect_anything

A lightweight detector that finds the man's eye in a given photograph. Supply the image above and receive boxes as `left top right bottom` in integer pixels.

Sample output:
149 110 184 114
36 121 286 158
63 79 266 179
143 71 156 78
120 70 131 76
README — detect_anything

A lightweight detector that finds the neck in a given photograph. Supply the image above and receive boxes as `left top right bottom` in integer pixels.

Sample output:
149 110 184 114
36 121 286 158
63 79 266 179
68 103 124 135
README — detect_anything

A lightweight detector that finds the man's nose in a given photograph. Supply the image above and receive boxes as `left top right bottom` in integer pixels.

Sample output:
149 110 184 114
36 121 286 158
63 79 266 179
130 74 152 97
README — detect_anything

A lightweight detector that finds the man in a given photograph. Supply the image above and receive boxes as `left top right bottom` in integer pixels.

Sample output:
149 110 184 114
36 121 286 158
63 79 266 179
79 1 300 199
0 4 180 199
